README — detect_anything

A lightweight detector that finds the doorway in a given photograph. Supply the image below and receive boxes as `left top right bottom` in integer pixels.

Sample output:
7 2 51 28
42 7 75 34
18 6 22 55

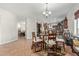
37 23 41 37
17 21 26 39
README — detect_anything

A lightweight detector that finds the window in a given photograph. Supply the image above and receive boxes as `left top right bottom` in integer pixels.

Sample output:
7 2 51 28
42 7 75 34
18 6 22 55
74 18 79 35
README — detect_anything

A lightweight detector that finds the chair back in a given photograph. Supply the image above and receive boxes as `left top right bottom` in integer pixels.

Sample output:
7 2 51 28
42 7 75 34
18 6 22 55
32 32 36 42
48 30 56 41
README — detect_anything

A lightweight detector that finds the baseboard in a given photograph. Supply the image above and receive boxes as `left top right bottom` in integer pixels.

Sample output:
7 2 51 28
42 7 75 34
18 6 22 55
0 38 18 45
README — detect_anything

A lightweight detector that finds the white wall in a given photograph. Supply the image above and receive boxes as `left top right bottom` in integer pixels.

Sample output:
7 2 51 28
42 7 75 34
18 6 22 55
26 16 64 39
0 8 18 45
67 4 79 35
26 17 37 39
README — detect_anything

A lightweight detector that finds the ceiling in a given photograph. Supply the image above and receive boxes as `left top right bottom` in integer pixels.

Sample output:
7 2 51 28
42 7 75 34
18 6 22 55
0 3 77 22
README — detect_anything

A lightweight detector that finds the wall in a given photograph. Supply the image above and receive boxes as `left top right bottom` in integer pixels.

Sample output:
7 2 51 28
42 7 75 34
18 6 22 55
0 8 18 45
26 17 37 39
26 16 64 39
67 4 79 35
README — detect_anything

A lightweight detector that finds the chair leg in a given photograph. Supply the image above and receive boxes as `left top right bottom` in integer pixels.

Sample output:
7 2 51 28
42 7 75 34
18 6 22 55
64 44 65 52
32 44 37 53
45 43 47 51
31 45 33 49
41 42 43 50
31 44 33 49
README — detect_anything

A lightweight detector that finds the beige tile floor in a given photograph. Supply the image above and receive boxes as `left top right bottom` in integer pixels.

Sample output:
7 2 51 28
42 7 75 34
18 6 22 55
0 37 77 56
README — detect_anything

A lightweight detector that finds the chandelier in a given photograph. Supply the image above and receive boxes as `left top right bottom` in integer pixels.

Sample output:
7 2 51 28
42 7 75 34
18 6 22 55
42 3 51 18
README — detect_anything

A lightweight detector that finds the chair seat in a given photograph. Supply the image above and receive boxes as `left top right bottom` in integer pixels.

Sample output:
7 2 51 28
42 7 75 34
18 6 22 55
34 39 43 42
56 38 65 42
45 40 56 46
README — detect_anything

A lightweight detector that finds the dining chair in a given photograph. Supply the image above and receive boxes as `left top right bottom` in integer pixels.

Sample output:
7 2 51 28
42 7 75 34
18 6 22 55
45 30 57 55
56 35 65 54
31 32 43 52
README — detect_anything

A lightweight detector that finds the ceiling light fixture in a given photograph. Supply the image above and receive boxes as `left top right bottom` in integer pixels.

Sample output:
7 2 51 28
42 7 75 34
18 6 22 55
43 3 51 18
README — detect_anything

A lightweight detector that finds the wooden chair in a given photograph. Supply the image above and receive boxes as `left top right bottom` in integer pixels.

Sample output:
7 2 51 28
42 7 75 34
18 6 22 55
56 35 65 55
45 30 57 55
48 30 57 41
56 41 65 54
31 32 43 52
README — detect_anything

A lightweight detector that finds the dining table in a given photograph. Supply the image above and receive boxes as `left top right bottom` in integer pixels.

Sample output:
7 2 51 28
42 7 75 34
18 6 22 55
40 33 48 50
40 33 65 52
